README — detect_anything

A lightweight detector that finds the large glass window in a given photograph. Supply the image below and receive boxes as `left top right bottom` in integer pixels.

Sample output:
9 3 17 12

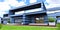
25 8 43 13
14 17 22 24
35 17 44 23
15 11 24 15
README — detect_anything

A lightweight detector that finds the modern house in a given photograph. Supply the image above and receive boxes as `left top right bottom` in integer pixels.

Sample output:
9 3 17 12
3 2 60 25
8 2 48 25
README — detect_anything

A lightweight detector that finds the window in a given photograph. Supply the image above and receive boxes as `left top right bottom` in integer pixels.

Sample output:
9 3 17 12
15 11 24 15
35 17 44 23
25 8 43 13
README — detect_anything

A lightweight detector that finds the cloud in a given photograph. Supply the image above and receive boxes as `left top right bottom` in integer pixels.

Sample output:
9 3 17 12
30 0 37 3
0 0 26 17
46 0 60 4
5 0 26 7
45 4 60 9
45 0 60 9
0 2 11 17
0 12 8 17
0 2 11 11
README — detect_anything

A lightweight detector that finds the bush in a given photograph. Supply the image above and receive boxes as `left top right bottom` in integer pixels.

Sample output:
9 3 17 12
0 24 2 29
48 17 56 22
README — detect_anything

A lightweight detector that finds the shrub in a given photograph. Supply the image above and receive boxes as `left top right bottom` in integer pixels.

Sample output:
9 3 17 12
48 17 56 22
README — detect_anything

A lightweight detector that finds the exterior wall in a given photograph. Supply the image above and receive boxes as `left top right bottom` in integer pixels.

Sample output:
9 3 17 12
47 13 56 18
10 17 15 23
9 11 15 24
0 18 1 24
3 20 7 24
3 17 10 24
56 12 60 16
3 14 10 24
9 11 15 15
0 17 4 24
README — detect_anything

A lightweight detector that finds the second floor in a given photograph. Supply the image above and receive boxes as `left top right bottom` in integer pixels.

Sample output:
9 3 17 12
9 2 46 16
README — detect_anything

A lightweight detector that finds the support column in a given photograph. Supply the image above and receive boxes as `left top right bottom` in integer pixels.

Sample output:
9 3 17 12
10 17 15 23
22 14 25 25
22 14 26 25
0 18 1 24
9 10 15 24
44 15 48 23
22 15 29 25
31 17 35 23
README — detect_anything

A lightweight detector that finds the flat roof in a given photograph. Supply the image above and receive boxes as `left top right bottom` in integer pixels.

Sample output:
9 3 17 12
9 3 41 12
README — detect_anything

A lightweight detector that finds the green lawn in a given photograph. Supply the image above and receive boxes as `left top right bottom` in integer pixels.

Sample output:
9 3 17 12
0 24 60 30
57 23 60 30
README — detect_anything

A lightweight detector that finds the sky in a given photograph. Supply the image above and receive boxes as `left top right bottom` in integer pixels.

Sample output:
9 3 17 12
0 0 60 17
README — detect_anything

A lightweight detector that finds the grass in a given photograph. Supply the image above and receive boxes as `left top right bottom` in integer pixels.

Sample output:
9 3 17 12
0 24 60 30
57 23 60 30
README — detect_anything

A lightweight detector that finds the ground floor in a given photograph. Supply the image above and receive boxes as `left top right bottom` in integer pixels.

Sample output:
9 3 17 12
9 13 49 25
2 12 60 25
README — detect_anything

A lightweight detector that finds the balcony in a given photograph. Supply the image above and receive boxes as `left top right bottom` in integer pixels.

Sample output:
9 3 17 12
9 3 41 12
